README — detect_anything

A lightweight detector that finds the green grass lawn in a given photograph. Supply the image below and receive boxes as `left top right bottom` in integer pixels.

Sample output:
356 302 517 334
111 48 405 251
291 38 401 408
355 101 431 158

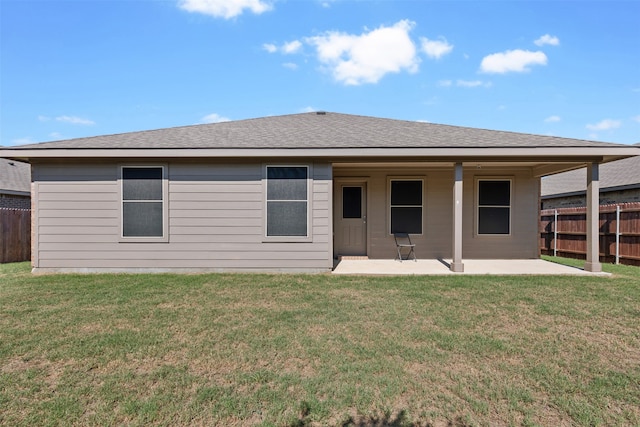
1 259 639 426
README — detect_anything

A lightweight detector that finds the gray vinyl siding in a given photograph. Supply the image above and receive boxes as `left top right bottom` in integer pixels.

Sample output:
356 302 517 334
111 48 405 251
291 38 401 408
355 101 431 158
33 161 332 272
334 166 539 260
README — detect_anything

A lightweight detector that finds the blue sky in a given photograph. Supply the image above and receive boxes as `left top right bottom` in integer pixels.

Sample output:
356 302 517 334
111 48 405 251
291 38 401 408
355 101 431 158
1 0 639 146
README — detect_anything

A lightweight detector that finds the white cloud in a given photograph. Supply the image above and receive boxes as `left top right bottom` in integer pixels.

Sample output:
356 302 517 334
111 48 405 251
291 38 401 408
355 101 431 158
438 80 452 87
544 115 561 123
318 0 336 8
201 113 231 123
55 115 95 125
283 62 298 70
263 43 277 53
632 115 640 123
300 106 317 113
586 118 621 131
534 34 560 47
420 36 453 59
178 0 272 19
282 40 302 54
49 132 64 139
41 114 93 125
264 40 303 55
456 79 491 88
480 49 547 74
306 20 419 86
10 137 36 146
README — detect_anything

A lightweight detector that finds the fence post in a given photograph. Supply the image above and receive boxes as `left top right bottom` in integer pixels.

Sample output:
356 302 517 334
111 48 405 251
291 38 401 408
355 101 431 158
553 209 558 257
615 205 620 265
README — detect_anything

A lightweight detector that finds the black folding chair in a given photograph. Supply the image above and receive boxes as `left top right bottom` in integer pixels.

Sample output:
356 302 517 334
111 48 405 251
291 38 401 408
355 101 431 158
394 232 416 262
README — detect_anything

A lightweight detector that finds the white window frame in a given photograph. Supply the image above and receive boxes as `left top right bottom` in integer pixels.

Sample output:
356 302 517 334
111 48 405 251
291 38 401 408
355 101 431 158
475 177 512 237
119 164 169 243
388 177 425 236
263 164 312 242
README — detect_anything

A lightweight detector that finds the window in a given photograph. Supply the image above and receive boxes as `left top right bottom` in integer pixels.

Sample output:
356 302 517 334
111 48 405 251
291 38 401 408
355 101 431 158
266 166 309 237
390 179 423 234
342 186 362 219
121 166 165 238
477 179 511 235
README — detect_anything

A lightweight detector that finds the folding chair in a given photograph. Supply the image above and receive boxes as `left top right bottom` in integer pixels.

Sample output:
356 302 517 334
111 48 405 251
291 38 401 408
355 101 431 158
394 232 416 262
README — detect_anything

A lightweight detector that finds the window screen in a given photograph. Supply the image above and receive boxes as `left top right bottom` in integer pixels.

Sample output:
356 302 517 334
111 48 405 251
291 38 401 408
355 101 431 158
478 180 511 235
390 180 422 234
122 167 164 237
266 166 308 237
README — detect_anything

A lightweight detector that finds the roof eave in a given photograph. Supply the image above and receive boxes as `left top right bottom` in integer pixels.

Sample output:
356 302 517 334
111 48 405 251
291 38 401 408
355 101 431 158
2 146 639 162
0 189 30 197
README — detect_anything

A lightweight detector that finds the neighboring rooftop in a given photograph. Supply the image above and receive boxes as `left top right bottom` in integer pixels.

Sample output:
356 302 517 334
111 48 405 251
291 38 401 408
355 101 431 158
0 158 31 195
4 112 631 150
542 143 640 198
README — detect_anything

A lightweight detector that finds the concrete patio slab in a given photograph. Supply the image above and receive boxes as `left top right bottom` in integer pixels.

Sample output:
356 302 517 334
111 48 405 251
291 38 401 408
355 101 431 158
332 258 611 276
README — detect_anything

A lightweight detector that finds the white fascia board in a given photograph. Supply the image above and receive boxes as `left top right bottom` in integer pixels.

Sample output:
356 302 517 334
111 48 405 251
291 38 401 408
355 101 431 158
1 146 639 160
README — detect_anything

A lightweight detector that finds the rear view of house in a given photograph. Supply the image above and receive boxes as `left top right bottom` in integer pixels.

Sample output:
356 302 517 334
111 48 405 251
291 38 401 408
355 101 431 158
1 112 638 273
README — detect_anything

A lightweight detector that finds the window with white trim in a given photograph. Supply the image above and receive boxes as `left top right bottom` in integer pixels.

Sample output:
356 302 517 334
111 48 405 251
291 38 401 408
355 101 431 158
477 179 511 235
121 166 165 238
266 166 309 237
390 179 423 234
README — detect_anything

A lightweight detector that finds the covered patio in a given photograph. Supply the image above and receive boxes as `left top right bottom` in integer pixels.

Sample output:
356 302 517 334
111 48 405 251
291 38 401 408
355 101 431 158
332 258 611 276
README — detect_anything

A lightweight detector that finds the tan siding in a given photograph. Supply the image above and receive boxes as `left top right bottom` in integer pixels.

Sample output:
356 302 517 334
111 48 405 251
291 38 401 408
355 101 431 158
170 192 262 202
39 217 119 227
170 209 260 218
39 201 117 210
33 161 332 272
39 209 119 218
39 250 330 261
334 166 540 260
463 170 539 259
39 234 118 243
37 258 329 270
170 217 260 227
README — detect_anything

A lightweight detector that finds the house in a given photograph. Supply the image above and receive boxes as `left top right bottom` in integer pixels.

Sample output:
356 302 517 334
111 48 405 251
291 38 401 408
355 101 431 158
1 112 638 274
0 157 31 209
541 143 640 209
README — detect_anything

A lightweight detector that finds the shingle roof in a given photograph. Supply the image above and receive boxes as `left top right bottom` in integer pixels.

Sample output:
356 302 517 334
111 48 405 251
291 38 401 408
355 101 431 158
9 112 628 150
0 158 31 194
542 144 640 197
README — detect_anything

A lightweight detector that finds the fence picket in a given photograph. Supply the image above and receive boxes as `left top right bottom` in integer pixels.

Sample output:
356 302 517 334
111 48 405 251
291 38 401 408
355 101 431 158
540 202 640 266
0 208 31 263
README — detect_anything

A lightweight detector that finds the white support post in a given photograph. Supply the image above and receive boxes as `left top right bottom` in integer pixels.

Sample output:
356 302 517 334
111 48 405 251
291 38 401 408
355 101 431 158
615 205 620 265
451 163 464 272
585 162 602 272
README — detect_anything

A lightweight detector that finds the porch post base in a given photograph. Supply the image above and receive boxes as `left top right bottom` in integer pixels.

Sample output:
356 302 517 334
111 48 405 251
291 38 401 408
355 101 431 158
584 261 602 273
450 262 464 273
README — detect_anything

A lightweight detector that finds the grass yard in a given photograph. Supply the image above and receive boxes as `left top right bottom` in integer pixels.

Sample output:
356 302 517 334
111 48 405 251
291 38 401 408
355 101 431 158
0 258 639 426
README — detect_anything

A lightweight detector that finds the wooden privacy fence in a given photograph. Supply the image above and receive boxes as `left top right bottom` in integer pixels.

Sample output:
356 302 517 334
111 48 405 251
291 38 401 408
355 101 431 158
0 208 31 263
540 202 640 266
